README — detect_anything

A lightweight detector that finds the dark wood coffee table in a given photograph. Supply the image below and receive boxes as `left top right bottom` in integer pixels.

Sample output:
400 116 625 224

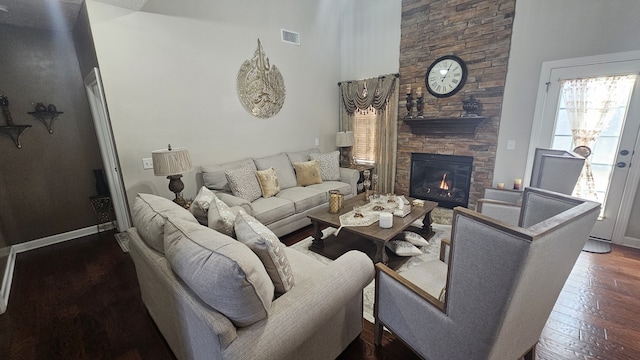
307 194 438 268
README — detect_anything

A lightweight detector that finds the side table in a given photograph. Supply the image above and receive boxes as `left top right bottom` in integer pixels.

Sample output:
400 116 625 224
344 164 375 194
89 195 116 235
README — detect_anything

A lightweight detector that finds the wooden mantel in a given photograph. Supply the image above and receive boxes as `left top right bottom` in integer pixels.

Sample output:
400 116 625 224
403 116 486 135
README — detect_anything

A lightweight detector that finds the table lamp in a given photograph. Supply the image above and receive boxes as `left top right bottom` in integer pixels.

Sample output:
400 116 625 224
152 144 193 207
336 131 355 167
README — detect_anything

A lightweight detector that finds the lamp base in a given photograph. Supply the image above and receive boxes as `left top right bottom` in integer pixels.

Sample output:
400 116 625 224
167 174 187 207
339 147 353 167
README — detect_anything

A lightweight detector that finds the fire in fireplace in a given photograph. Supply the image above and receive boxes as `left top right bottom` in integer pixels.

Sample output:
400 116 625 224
409 153 473 209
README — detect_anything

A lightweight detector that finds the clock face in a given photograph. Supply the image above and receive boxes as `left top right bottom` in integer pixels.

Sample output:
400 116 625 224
425 55 467 98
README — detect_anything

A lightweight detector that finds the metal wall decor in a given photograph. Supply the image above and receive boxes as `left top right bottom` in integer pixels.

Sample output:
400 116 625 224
236 39 286 118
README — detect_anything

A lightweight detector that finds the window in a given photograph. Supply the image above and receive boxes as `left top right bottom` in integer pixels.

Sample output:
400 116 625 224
352 106 377 164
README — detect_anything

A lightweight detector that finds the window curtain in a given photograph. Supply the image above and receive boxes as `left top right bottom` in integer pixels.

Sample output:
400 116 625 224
339 74 399 194
560 75 637 201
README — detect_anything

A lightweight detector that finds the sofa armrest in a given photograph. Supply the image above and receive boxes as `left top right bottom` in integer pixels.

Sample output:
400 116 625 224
225 250 374 359
214 191 254 215
339 167 360 196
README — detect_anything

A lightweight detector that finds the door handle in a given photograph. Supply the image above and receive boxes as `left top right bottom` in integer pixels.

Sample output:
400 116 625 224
616 162 627 168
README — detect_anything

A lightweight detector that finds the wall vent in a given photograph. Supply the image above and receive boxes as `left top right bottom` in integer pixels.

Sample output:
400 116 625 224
281 29 300 46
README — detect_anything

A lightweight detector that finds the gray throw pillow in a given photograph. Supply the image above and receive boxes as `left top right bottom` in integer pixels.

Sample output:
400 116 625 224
164 217 274 327
235 210 295 296
310 151 341 181
131 193 199 254
225 165 262 202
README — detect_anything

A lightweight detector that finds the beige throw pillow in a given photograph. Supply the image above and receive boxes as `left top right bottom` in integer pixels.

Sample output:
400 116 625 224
386 240 423 256
293 160 322 186
234 210 295 296
256 167 280 198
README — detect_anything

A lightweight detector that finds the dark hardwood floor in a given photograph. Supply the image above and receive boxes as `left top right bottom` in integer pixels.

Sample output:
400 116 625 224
1 226 640 359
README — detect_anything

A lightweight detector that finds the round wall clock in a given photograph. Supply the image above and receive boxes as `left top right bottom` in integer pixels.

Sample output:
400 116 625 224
425 55 468 98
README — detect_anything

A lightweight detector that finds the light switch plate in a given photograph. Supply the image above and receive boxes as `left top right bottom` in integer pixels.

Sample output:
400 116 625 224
507 140 516 150
142 158 153 169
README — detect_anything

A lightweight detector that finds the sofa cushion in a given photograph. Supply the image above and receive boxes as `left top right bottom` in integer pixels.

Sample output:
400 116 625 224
226 164 262 202
293 160 323 186
251 196 296 225
191 186 216 225
208 193 241 237
276 187 326 213
164 217 274 328
286 147 320 165
254 153 297 190
256 167 281 198
235 210 295 296
310 151 341 181
201 158 256 192
132 193 199 254
307 181 352 198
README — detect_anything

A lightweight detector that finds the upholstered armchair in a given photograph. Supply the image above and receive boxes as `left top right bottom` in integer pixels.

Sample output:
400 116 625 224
374 188 600 360
477 148 585 225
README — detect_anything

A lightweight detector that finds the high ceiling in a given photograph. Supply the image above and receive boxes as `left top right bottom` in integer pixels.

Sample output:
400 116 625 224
0 0 147 31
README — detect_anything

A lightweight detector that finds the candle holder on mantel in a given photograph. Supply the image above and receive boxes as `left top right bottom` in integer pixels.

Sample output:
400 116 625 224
416 94 424 118
405 91 414 119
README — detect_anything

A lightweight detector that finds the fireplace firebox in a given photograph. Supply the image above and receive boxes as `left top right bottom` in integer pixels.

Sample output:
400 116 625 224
409 153 473 209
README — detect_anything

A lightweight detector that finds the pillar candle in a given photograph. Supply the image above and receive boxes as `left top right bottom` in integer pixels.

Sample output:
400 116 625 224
379 212 393 228
514 179 522 190
406 84 412 94
497 182 505 189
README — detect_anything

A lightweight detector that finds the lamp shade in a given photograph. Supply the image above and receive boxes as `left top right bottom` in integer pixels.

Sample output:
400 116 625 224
336 131 355 147
152 146 193 176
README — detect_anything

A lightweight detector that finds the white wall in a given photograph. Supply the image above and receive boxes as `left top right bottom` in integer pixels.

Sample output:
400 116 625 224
496 0 640 238
340 0 401 81
85 0 344 204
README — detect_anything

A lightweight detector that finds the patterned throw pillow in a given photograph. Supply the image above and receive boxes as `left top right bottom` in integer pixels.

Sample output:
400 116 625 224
397 231 429 247
256 167 280 198
293 160 323 186
386 240 423 256
234 210 295 296
310 151 341 181
225 165 262 202
190 186 216 225
208 194 239 237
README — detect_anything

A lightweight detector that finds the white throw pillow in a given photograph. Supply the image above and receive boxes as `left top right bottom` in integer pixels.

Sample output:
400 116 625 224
310 151 341 181
208 194 239 237
386 240 423 256
398 231 429 247
234 210 295 296
190 186 216 225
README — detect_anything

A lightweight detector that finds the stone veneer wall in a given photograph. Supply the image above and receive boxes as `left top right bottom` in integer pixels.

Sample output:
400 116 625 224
396 0 515 208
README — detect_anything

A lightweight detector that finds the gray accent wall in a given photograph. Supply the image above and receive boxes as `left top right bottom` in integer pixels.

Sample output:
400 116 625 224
0 24 104 245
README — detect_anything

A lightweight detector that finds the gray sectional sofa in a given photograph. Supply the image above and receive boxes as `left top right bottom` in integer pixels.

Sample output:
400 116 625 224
128 193 374 360
199 148 359 237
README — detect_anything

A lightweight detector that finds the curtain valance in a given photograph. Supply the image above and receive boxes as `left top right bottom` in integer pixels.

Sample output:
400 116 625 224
339 74 398 115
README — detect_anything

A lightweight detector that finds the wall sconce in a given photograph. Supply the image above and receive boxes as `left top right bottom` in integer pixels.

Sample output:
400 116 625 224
152 144 193 207
28 103 63 134
336 131 355 167
0 91 32 149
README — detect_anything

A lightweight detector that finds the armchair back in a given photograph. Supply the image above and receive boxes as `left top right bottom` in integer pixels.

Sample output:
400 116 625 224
375 188 600 360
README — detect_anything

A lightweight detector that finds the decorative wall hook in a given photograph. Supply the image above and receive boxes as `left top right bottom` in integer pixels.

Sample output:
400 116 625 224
0 91 32 149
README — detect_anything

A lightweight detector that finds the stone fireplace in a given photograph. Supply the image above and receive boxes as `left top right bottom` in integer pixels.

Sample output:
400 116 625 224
394 0 515 209
410 153 473 209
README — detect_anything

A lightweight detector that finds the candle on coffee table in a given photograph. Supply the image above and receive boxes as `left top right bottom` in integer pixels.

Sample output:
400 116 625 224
379 212 393 228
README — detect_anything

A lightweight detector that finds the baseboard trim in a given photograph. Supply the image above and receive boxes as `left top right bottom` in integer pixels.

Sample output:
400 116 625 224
0 247 16 314
0 222 115 315
620 236 640 250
